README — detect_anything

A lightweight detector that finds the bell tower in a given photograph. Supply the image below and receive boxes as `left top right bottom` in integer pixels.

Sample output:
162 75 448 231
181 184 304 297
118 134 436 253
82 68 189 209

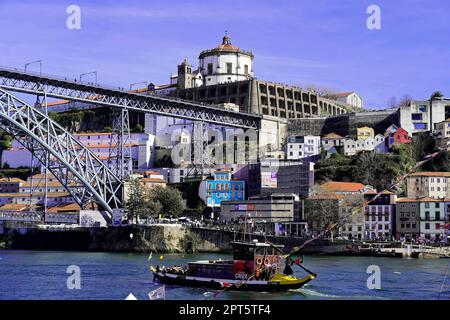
177 58 193 90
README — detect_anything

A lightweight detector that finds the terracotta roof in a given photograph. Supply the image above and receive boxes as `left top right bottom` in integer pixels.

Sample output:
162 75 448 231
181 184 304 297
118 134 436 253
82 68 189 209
30 173 58 180
0 177 26 183
21 181 71 188
320 181 367 193
396 198 419 203
322 132 343 139
46 100 70 107
309 193 344 200
397 197 450 203
365 190 395 195
0 203 30 211
75 132 112 137
141 178 166 183
0 192 70 197
410 172 450 177
48 202 82 213
144 171 163 176
418 197 450 202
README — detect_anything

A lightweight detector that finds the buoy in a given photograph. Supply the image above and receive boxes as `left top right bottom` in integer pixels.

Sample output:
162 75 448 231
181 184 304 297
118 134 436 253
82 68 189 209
160 255 164 260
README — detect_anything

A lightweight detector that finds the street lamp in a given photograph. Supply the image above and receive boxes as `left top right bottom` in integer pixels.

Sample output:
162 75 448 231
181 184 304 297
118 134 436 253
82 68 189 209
24 60 42 76
130 81 148 91
80 71 98 85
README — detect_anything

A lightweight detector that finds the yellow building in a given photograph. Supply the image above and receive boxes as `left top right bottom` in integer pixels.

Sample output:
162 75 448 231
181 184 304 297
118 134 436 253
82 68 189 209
357 126 375 140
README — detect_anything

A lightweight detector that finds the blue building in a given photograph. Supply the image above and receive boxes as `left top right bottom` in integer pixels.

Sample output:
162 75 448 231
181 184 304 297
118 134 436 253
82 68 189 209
205 170 245 208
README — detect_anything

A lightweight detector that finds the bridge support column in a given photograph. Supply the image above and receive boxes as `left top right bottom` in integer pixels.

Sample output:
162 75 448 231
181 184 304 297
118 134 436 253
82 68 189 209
186 120 209 179
109 109 132 180
144 113 157 135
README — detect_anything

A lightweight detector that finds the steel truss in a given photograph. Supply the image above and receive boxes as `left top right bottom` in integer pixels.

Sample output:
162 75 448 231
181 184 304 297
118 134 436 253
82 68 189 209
108 109 132 180
187 121 210 179
0 89 123 214
0 68 261 129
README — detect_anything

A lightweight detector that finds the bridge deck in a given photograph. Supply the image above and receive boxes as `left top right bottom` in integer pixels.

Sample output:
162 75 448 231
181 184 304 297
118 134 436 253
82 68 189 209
0 67 261 129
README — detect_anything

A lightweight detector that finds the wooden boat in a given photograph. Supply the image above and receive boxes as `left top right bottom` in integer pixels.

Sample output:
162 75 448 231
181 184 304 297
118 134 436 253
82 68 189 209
151 240 316 292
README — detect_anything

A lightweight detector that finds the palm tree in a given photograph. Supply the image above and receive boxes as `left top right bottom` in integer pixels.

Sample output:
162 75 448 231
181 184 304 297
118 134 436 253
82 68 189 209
430 91 444 100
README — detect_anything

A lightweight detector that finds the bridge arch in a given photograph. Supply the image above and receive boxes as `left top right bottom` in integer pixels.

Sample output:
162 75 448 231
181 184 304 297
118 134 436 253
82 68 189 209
0 89 123 214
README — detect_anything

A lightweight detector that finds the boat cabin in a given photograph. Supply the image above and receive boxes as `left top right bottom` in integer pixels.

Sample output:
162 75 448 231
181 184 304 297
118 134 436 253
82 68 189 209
185 241 285 281
231 241 284 280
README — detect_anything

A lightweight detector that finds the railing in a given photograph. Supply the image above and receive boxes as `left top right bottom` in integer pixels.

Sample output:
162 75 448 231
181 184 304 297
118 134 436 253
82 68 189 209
0 211 42 222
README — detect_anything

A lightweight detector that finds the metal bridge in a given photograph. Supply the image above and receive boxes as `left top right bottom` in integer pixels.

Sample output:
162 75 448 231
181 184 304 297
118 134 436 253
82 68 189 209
0 66 264 215
0 88 123 215
0 67 261 129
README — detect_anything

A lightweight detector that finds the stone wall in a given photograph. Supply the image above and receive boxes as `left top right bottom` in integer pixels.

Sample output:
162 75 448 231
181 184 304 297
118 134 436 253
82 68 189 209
1 225 358 254
288 110 400 138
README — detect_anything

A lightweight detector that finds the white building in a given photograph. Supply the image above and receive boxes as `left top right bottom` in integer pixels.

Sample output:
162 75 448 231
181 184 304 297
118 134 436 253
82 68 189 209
335 92 364 109
198 33 254 87
2 132 155 172
434 119 450 151
286 135 321 160
342 134 386 156
400 97 450 135
321 132 345 154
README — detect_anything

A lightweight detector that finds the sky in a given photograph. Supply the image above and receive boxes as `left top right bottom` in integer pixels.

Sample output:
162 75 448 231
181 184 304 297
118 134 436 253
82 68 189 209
0 0 449 108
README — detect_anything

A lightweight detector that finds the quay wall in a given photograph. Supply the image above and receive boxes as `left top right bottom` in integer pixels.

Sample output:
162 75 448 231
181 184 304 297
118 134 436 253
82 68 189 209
0 225 357 254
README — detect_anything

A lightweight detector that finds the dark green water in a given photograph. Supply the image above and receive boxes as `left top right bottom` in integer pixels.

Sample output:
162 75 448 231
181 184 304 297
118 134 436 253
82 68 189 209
0 250 449 300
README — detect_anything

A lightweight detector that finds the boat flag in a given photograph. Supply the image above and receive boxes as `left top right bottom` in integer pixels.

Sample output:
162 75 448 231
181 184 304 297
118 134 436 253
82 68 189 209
148 285 165 300
125 293 138 300
220 282 232 288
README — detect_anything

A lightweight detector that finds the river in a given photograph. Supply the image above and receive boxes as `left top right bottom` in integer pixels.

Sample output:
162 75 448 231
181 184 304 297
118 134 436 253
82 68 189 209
0 250 449 300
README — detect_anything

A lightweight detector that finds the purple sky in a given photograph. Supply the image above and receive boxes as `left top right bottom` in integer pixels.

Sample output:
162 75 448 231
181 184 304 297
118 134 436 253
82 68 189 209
0 0 449 108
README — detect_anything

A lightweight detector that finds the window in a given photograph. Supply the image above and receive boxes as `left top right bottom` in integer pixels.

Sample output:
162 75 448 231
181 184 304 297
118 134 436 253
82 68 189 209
226 63 232 74
413 123 427 130
207 63 213 75
425 223 430 230
244 65 249 74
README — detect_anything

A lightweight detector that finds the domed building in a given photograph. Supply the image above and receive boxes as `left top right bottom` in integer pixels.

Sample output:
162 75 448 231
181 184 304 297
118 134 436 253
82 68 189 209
198 33 254 86
156 33 355 120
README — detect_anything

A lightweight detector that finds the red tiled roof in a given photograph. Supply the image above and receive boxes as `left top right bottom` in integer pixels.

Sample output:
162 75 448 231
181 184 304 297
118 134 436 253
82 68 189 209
397 197 450 203
141 178 166 183
410 172 450 177
322 132 343 139
320 181 366 192
48 202 82 213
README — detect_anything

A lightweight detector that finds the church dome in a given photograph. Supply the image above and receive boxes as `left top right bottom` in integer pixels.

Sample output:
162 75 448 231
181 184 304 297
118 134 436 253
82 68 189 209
199 33 253 58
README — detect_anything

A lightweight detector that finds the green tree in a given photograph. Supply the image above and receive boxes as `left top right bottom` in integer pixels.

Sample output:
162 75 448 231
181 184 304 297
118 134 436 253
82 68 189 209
0 133 12 166
102 126 112 133
125 179 150 222
431 91 444 100
149 185 184 218
133 124 144 133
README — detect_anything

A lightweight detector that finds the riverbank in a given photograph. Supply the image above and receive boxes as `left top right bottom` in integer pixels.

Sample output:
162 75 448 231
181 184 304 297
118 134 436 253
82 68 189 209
0 224 356 254
1 225 449 258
